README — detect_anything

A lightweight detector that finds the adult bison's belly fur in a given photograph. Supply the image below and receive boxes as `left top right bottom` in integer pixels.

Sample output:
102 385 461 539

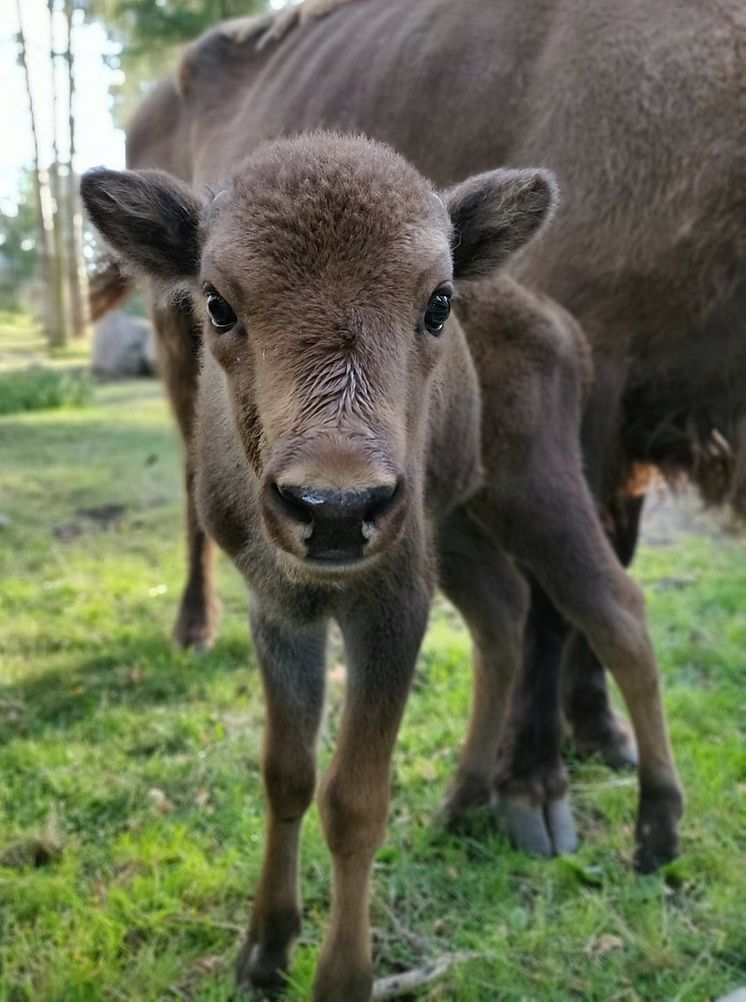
618 280 746 516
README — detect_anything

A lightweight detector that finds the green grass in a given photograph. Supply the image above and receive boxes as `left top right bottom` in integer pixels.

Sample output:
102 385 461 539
0 310 47 362
1 364 745 999
0 366 93 416
0 309 93 416
0 309 91 371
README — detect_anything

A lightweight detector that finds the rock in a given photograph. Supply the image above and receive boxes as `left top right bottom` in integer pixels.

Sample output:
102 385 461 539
92 310 157 378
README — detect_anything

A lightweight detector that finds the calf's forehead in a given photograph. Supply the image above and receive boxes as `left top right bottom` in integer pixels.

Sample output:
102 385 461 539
200 140 452 302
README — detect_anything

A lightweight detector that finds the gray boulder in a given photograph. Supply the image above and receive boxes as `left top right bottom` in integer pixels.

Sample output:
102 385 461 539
92 311 157 378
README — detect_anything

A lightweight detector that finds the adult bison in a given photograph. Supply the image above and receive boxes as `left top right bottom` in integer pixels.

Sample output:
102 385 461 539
91 0 745 855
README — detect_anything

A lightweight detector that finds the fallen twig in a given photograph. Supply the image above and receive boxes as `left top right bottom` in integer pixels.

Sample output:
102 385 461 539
573 778 635 792
373 952 483 999
376 899 431 955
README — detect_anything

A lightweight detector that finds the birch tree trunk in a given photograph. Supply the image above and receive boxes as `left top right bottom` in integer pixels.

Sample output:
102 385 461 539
47 0 70 348
15 0 58 346
64 0 89 338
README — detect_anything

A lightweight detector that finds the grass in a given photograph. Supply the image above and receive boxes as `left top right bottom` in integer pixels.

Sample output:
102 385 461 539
1 322 745 1000
0 366 93 416
0 310 93 415
0 311 90 370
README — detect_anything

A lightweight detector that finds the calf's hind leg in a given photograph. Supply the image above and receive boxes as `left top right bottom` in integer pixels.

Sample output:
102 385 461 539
151 298 219 650
236 607 326 996
493 578 579 856
436 506 528 828
470 476 683 871
563 494 644 769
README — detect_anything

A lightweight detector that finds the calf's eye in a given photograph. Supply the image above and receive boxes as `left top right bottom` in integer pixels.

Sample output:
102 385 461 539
424 289 452 335
206 293 237 332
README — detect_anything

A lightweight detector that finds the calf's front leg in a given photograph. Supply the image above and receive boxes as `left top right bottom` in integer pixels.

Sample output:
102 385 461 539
313 584 430 1002
236 608 326 997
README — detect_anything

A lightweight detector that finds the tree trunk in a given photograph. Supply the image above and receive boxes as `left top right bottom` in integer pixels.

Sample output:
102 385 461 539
47 0 70 349
15 0 57 345
64 0 89 338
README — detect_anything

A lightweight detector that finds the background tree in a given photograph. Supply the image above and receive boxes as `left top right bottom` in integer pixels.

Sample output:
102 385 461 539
14 0 59 344
0 171 43 308
88 0 268 126
64 0 90 338
7 0 274 349
47 0 71 347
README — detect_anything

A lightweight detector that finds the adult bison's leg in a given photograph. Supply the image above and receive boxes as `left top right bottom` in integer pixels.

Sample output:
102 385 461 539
470 478 682 871
563 495 643 769
236 608 326 997
313 579 430 1002
436 506 528 828
151 298 219 650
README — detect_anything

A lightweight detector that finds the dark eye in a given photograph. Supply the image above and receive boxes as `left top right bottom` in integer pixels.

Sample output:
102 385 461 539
424 289 451 335
206 293 237 332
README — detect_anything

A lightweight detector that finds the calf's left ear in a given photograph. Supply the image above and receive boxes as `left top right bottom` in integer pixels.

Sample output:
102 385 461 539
80 167 202 284
445 168 558 280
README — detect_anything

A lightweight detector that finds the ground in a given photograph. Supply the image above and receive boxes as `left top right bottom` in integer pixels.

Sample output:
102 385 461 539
1 320 745 1001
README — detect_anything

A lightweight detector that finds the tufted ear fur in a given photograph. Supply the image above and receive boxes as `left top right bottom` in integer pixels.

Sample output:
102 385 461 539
80 167 203 284
445 168 558 280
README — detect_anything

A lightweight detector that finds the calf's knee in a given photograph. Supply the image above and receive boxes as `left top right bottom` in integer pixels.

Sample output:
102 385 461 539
264 749 316 821
319 772 388 859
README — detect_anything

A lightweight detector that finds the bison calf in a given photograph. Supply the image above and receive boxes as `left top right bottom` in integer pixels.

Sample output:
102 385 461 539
81 133 681 1001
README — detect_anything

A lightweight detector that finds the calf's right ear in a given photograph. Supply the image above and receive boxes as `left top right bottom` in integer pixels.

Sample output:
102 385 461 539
80 168 202 284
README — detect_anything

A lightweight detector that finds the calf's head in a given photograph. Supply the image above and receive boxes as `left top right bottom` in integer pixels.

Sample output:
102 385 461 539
82 134 556 574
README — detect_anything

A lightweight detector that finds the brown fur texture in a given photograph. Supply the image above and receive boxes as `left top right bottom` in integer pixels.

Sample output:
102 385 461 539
83 132 682 1000
126 0 745 509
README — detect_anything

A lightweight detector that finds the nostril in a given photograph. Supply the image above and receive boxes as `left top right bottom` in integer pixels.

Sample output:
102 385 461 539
271 482 315 525
361 481 400 524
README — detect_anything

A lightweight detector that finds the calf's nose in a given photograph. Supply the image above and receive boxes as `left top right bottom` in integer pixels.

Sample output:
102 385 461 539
272 483 399 562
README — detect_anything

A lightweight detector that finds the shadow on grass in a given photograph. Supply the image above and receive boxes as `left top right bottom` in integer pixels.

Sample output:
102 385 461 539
0 630 257 742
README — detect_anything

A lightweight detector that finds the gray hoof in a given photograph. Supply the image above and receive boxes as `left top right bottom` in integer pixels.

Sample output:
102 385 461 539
500 793 579 857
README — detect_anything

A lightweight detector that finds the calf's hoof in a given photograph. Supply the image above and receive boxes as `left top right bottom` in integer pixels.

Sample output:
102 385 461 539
235 938 289 1000
499 791 579 857
634 782 684 873
495 761 578 856
435 772 492 832
173 593 220 652
571 711 638 770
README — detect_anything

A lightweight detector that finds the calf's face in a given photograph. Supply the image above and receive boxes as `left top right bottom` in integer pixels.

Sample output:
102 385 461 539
82 135 556 575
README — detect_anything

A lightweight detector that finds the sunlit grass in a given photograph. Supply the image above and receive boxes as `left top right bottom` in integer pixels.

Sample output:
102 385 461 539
1 331 745 999
0 309 91 374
